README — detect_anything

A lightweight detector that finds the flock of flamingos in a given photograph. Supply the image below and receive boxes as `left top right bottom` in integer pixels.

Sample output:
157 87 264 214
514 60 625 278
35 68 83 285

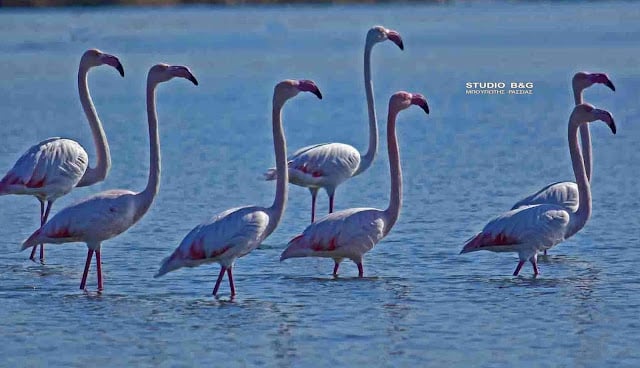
0 26 617 297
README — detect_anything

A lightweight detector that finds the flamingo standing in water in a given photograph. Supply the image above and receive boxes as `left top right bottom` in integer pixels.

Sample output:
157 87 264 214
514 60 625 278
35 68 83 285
510 73 615 256
280 92 429 277
155 79 322 297
264 26 404 223
21 64 198 291
460 104 616 276
1 49 123 261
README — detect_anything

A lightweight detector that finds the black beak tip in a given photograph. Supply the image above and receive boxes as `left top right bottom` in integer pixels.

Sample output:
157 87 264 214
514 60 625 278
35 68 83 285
422 104 430 115
611 123 617 135
315 90 323 100
189 76 199 86
398 41 404 51
606 81 616 92
116 63 125 77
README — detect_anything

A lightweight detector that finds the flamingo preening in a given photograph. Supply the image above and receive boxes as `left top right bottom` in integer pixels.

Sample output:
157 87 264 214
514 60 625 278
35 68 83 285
154 79 322 297
264 26 403 223
280 92 429 277
21 64 198 291
1 49 123 262
510 72 615 255
460 104 616 276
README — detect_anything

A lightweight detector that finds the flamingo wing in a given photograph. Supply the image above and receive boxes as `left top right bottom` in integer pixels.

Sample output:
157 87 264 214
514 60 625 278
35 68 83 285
281 208 385 260
511 181 579 212
1 138 88 198
155 206 269 276
461 204 570 255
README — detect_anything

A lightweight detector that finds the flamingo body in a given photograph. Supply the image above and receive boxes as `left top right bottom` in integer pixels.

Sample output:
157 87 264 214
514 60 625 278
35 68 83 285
0 137 88 200
511 181 579 212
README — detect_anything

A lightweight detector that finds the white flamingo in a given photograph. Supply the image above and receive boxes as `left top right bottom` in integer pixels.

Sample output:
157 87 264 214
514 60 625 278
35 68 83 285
511 72 615 255
460 104 616 276
264 26 404 223
280 92 429 277
21 64 198 291
154 79 323 297
1 49 123 261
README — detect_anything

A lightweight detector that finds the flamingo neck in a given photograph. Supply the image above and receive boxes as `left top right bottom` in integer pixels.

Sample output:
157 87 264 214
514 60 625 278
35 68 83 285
267 98 288 233
354 41 379 176
568 115 591 231
383 106 402 234
136 80 161 213
573 86 592 181
76 65 111 187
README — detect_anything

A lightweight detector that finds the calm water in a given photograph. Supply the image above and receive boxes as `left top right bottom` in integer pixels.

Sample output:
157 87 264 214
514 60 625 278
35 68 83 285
1 2 639 367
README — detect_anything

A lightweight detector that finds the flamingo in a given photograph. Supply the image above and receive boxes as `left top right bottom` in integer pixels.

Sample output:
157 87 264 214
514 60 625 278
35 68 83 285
21 64 198 291
154 79 322 297
510 72 615 255
280 91 429 277
460 104 616 276
264 26 404 223
1 49 123 262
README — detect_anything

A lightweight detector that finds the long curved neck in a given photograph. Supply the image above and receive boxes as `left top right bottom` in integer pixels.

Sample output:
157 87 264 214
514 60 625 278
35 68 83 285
135 80 161 214
267 97 288 233
76 65 111 187
353 41 378 176
573 86 592 181
383 106 402 234
568 116 591 230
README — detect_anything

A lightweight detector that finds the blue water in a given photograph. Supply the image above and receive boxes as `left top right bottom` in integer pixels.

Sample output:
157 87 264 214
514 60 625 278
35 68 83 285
1 2 639 366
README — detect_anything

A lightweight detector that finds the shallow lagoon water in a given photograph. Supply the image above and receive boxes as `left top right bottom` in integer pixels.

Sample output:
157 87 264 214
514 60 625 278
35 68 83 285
1 2 639 366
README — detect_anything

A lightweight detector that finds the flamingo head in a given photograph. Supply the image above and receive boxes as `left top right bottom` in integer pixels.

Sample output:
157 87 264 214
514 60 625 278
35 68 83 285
148 64 198 86
390 91 430 115
572 103 616 135
573 72 616 93
81 49 124 77
275 79 322 102
367 26 404 50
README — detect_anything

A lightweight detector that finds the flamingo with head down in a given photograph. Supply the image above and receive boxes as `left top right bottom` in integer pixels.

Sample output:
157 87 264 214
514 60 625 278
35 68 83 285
280 91 429 277
21 64 198 291
461 104 616 276
264 26 404 223
154 79 322 297
1 49 123 262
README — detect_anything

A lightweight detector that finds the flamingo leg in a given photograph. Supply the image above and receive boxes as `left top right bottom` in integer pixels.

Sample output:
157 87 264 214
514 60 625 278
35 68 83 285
513 260 525 276
80 249 95 290
357 262 364 278
333 262 340 276
309 188 318 223
329 193 335 214
227 267 236 297
212 267 226 296
96 250 103 291
530 258 539 276
543 249 548 256
30 199 45 261
39 200 53 262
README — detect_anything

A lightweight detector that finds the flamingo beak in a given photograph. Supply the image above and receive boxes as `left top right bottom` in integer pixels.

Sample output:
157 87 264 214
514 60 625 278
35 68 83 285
411 94 429 114
170 66 198 86
594 109 616 134
386 30 404 50
589 73 616 92
101 54 124 77
297 79 323 100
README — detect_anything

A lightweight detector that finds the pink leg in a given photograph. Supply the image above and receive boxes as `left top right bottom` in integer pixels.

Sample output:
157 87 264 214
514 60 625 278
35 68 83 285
329 193 335 214
333 262 340 276
80 249 94 290
513 260 525 276
530 258 539 276
227 267 236 297
357 262 364 277
310 188 318 223
30 200 45 261
543 249 548 256
96 250 103 291
39 201 52 262
212 267 226 296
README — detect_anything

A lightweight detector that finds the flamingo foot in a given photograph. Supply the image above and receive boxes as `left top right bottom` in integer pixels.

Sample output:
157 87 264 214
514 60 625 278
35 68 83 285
333 262 340 276
227 267 236 297
513 260 525 276
357 262 364 278
212 267 226 296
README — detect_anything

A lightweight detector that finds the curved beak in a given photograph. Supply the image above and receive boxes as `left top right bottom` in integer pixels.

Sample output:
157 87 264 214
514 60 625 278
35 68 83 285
411 94 429 114
589 73 616 92
604 78 616 92
100 53 124 77
594 109 616 134
298 79 322 100
386 30 404 50
171 66 198 86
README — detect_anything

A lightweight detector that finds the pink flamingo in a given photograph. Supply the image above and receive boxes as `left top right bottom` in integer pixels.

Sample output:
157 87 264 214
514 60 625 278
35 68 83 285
510 72 615 255
264 26 403 223
154 79 322 297
460 104 616 276
1 49 123 262
280 92 429 277
21 64 198 291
